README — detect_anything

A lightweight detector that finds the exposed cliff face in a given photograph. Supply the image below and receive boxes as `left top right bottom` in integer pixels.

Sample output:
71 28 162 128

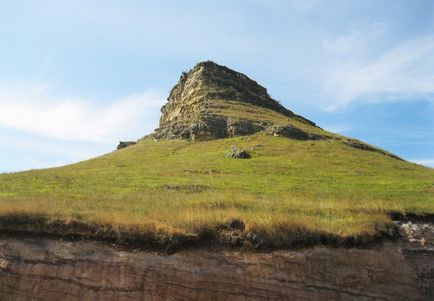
160 61 294 124
154 61 317 140
0 221 433 301
0 239 425 301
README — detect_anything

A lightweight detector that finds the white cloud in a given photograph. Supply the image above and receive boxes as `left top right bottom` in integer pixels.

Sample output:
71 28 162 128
322 33 434 110
0 84 165 143
322 125 353 134
410 159 434 168
323 22 387 56
0 128 115 172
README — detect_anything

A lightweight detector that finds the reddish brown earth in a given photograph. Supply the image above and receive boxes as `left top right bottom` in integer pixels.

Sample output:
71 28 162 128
0 234 432 301
0 221 432 300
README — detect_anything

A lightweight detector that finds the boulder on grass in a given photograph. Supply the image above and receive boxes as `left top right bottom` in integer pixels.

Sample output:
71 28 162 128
226 145 250 159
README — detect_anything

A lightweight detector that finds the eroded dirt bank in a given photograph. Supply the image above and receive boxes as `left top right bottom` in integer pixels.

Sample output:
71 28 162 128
0 221 432 301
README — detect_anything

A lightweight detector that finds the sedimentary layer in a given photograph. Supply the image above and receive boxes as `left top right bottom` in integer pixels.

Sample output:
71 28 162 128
0 235 432 300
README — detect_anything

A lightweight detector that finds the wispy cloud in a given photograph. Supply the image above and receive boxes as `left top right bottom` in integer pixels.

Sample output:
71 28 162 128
410 159 434 168
322 33 434 109
323 22 387 56
322 125 353 134
0 84 165 143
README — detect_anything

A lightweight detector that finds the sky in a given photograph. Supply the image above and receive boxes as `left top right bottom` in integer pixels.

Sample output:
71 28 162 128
0 0 433 172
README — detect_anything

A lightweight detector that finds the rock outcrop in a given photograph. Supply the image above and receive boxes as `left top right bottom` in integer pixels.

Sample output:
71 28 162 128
0 237 431 301
0 220 433 300
150 61 400 160
117 141 137 150
153 61 317 140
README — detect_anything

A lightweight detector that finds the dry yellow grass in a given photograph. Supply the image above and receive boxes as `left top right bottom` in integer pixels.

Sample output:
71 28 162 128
0 133 432 249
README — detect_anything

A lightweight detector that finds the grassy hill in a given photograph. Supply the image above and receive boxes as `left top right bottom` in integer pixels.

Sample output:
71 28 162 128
1 61 433 250
0 132 432 249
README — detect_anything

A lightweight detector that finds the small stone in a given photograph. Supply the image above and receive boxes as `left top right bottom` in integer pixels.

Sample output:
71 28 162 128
226 145 250 159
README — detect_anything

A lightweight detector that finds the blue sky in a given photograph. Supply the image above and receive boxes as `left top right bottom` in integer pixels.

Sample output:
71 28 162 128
0 0 433 172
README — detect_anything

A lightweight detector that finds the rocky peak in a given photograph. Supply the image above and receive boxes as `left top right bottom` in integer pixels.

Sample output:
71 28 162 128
154 61 316 140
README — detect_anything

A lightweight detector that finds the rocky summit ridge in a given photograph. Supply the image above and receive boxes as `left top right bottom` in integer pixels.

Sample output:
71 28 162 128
119 61 401 159
153 61 319 140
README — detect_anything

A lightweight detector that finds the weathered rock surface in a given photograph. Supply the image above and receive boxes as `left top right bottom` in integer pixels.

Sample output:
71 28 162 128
265 124 324 140
2 222 434 301
150 61 401 159
396 220 434 299
117 141 137 150
153 61 317 140
226 145 250 159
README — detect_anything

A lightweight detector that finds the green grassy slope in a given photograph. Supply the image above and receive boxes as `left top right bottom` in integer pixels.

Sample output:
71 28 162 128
0 133 432 248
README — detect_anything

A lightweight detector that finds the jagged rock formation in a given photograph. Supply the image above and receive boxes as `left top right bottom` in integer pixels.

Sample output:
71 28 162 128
141 61 399 159
153 61 318 140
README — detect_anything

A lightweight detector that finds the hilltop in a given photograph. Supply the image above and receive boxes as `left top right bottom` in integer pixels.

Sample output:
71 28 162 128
0 62 433 250
152 61 399 159
154 61 315 140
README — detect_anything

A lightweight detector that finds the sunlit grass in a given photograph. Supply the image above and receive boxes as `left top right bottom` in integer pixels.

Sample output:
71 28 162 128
0 133 432 246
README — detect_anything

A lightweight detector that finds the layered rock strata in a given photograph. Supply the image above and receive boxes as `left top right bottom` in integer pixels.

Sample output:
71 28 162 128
1 221 433 301
0 239 427 301
153 61 317 140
